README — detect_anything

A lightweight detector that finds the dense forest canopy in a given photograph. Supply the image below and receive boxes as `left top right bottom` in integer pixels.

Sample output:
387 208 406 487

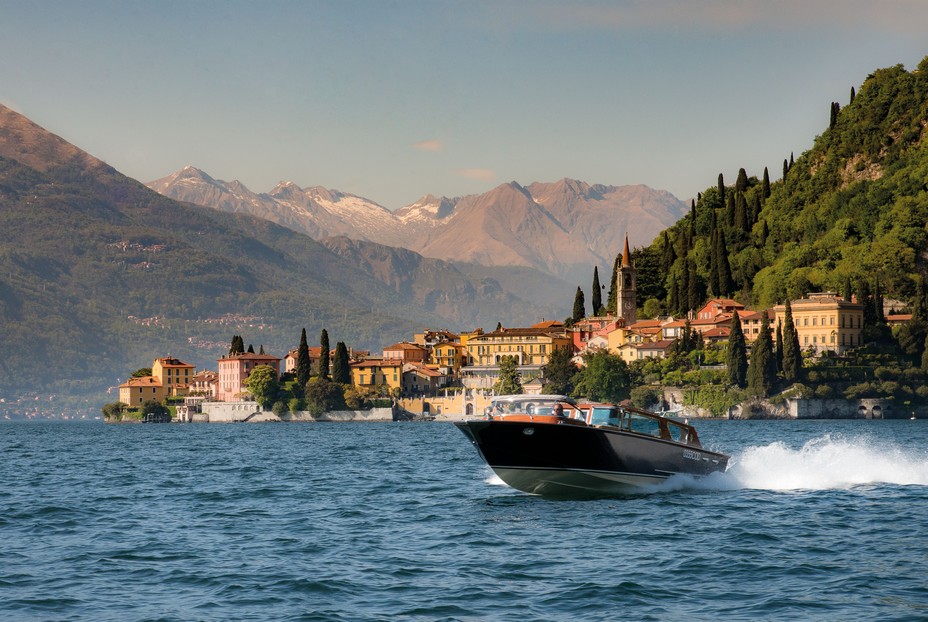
640 56 928 314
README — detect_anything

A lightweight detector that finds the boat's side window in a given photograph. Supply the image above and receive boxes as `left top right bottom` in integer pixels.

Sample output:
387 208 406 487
590 407 612 426
666 423 688 443
628 413 662 438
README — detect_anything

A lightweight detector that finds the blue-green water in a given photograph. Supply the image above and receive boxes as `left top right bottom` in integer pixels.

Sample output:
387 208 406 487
2 419 928 621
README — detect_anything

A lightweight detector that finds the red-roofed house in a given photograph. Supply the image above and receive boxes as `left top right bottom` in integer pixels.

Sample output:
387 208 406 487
697 299 745 321
383 342 429 364
635 339 677 360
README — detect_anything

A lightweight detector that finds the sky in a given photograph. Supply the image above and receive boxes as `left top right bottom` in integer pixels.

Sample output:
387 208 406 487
1 1 927 209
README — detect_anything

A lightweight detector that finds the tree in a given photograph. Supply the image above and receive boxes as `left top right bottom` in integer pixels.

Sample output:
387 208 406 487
775 321 784 373
319 329 330 380
246 344 255 354
762 167 771 198
494 355 523 395
607 254 621 314
717 172 725 206
782 299 802 383
142 400 170 421
130 367 152 378
572 286 586 322
746 312 776 396
305 377 345 417
541 347 577 395
296 327 311 388
332 341 350 384
716 230 734 296
726 312 748 388
572 350 631 403
229 335 245 355
921 332 928 372
591 267 603 315
850 86 856 104
245 364 279 409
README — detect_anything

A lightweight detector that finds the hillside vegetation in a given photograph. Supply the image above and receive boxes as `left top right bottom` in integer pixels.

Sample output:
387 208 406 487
639 57 928 314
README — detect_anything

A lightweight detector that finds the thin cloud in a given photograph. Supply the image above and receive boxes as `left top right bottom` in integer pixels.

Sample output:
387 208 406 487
455 168 495 181
413 139 444 152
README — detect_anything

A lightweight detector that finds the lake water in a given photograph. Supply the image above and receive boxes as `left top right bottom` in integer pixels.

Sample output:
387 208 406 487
2 419 928 621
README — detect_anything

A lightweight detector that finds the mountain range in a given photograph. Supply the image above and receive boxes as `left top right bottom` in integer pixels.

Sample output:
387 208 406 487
148 168 687 284
0 103 571 407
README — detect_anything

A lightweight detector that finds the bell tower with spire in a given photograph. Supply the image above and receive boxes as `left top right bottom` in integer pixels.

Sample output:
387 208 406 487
617 234 637 324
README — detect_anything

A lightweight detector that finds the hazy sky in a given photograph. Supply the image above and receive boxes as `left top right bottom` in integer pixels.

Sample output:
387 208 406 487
1 1 927 209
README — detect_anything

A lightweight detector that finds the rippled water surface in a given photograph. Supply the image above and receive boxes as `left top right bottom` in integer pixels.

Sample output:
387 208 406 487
3 419 928 621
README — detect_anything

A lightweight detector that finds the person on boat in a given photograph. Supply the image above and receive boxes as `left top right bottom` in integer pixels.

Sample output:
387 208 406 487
553 403 564 417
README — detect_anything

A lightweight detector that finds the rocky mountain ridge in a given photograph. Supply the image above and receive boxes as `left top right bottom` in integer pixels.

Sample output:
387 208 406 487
148 167 687 282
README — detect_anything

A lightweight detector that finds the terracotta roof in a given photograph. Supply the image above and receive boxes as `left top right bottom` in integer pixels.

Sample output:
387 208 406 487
350 359 402 369
155 357 194 368
219 353 281 362
404 363 445 378
628 319 662 329
636 339 676 351
702 327 731 338
475 327 565 338
886 314 914 323
120 375 162 388
662 319 688 328
384 342 428 351
532 319 565 329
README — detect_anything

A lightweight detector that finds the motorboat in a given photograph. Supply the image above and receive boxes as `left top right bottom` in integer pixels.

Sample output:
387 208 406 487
454 394 729 496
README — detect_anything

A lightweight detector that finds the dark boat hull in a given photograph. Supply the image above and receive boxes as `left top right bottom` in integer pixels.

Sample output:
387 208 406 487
454 419 728 496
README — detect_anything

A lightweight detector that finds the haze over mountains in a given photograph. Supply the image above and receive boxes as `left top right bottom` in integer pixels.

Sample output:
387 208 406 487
0 103 565 404
148 167 687 283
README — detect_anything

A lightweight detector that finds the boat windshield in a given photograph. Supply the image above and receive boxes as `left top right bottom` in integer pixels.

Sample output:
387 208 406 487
493 397 565 415
589 406 623 426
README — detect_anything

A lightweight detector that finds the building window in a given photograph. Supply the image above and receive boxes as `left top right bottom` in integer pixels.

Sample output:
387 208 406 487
812 317 817 326
804 318 808 326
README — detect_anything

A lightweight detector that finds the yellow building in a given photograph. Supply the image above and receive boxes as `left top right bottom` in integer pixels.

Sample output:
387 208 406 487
119 356 196 406
350 359 404 393
461 327 572 389
118 375 168 407
774 293 864 356
465 327 571 367
431 342 466 375
152 357 196 396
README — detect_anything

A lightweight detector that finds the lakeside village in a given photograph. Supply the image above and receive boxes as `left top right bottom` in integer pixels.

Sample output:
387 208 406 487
104 237 924 423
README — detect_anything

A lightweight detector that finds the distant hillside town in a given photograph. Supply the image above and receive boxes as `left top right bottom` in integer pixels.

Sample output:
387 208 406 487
109 235 906 422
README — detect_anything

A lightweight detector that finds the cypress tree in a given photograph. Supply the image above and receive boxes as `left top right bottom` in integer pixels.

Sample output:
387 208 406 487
874 279 885 323
735 168 748 193
751 193 762 227
496 321 503 332
660 232 675 273
850 86 856 104
725 191 735 228
782 299 802 383
716 232 734 296
296 328 310 387
843 278 853 302
727 312 748 388
775 321 784 373
762 167 771 198
734 193 747 232
247 344 255 354
689 199 697 242
921 332 928 372
760 220 769 246
783 159 789 180
332 341 350 384
829 101 839 128
319 329 330 380
747 311 775 396
717 173 725 206
572 286 586 322
606 254 620 315
687 258 701 311
591 267 603 315
790 152 795 168
259 344 265 355
229 335 245 355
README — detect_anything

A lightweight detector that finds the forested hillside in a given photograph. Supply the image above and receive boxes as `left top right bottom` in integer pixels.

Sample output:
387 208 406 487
636 57 928 315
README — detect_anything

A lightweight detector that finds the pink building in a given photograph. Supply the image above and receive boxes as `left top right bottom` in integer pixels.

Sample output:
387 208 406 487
217 353 281 402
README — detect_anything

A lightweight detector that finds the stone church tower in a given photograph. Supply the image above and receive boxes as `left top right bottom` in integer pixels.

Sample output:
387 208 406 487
617 234 637 324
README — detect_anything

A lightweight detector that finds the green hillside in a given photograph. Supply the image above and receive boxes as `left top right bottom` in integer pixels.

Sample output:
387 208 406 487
641 56 928 315
0 152 445 407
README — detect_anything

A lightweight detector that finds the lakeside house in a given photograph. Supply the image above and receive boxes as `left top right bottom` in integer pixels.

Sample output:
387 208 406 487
217 352 281 402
